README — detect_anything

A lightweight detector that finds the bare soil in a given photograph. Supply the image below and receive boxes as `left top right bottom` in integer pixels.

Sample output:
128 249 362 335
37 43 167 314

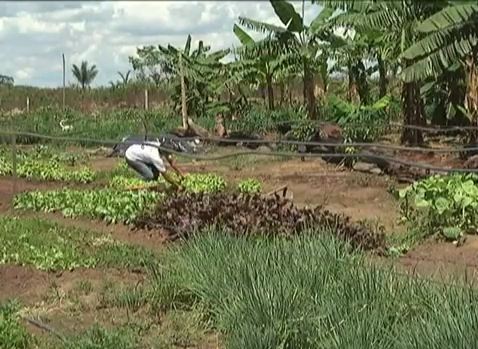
0 264 143 305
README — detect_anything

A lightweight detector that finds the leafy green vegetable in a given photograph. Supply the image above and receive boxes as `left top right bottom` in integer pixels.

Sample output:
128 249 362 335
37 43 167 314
237 178 262 194
181 173 227 194
13 189 162 224
398 174 478 239
0 216 156 271
109 173 227 194
0 152 95 183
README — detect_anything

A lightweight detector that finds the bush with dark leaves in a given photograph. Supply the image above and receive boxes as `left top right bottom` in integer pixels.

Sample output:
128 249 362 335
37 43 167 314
134 192 386 252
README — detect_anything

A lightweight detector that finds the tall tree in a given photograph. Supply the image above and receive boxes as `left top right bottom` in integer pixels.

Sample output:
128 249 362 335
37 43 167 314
0 74 14 86
71 61 98 90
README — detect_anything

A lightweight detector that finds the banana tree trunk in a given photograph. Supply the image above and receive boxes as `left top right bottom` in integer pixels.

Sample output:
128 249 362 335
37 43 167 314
259 83 266 105
377 55 388 98
466 54 478 142
303 60 317 119
279 81 285 107
347 69 359 104
400 81 425 145
179 52 188 129
266 73 275 111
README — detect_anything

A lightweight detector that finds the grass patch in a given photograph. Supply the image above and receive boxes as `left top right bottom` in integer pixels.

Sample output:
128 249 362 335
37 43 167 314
151 230 478 349
0 300 31 349
0 216 156 271
64 325 137 349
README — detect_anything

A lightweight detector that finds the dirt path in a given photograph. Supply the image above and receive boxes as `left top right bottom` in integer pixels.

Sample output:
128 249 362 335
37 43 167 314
0 264 144 305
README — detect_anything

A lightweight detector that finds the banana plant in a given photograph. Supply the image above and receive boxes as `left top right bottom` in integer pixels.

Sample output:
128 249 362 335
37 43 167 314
323 0 448 145
237 0 340 119
401 3 478 139
233 24 291 110
130 35 230 117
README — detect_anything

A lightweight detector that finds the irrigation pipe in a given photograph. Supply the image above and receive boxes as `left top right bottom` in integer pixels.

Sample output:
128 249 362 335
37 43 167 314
3 130 478 173
4 129 478 154
253 119 478 132
22 316 66 342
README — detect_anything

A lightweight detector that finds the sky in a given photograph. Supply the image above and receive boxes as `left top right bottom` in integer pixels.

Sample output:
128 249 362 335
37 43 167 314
0 1 322 88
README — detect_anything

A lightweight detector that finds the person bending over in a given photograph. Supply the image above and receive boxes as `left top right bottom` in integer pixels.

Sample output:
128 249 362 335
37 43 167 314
124 140 184 190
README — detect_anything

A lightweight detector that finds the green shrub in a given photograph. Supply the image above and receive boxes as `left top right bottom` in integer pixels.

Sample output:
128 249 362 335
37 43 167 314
324 95 391 142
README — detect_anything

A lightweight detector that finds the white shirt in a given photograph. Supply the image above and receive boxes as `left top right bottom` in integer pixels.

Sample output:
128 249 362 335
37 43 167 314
125 143 166 172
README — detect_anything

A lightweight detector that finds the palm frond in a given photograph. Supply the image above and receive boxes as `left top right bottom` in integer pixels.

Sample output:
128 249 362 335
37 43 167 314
401 33 478 82
270 0 304 33
233 24 255 46
238 17 287 35
416 4 478 33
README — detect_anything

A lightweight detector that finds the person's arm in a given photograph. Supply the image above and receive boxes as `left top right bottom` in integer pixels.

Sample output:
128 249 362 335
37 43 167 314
165 154 185 178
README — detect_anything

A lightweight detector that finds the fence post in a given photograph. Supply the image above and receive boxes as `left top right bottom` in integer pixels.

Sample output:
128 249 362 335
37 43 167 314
11 134 17 199
26 97 30 112
144 89 149 110
62 53 66 111
179 51 188 129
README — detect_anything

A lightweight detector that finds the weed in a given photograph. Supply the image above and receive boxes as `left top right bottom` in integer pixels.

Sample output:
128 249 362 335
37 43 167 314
64 324 137 349
74 281 93 296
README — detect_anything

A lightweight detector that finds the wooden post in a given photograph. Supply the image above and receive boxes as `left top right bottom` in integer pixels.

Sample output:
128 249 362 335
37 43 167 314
26 97 30 112
62 53 66 110
11 134 17 198
144 89 149 110
179 51 188 129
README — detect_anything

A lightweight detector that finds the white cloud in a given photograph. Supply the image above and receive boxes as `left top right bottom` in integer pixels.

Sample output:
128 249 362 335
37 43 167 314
16 68 33 80
0 1 322 87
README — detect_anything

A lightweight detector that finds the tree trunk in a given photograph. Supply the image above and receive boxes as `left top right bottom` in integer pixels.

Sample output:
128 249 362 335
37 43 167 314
266 73 275 111
347 70 359 104
289 83 292 105
279 81 285 107
303 60 317 119
377 55 388 98
259 83 265 100
400 81 425 145
465 54 478 142
179 52 188 129
215 114 227 138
